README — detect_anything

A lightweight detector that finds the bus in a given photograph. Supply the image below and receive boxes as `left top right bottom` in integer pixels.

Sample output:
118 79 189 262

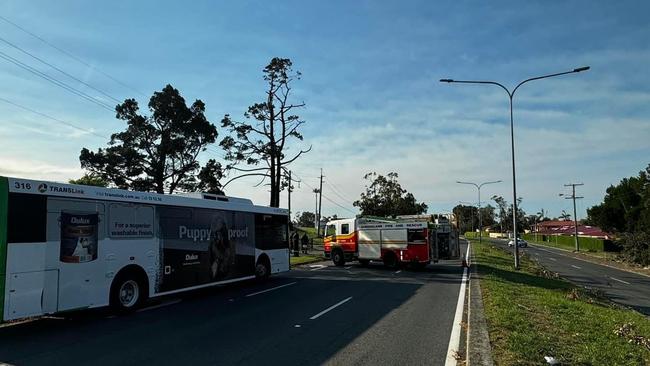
0 176 290 322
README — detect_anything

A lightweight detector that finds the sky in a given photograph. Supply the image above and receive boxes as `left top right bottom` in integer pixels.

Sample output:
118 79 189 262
0 0 649 223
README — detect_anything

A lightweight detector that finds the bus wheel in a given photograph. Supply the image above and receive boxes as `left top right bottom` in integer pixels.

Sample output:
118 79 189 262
358 259 370 267
255 256 271 281
383 252 399 269
332 249 345 267
110 274 146 313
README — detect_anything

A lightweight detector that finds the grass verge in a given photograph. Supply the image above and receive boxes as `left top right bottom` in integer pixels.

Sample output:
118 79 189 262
473 240 650 365
290 254 324 266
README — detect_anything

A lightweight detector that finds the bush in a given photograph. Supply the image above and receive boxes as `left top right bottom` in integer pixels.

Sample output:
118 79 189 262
617 231 650 266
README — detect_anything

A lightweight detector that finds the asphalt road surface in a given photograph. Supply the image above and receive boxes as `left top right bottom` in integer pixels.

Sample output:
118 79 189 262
0 245 467 366
487 238 650 315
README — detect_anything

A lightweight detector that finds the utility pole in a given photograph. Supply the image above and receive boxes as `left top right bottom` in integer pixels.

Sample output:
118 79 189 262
317 169 324 237
287 170 292 218
313 188 320 229
560 183 584 252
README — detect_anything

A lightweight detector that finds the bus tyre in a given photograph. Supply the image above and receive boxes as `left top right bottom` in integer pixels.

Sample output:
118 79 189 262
255 256 271 281
332 249 345 267
358 259 370 267
110 273 146 313
383 252 399 269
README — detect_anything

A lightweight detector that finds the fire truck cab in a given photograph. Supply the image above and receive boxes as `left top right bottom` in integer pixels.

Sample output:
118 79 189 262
324 217 455 268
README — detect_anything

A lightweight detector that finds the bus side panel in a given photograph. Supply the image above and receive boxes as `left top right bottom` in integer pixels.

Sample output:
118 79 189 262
0 177 8 322
156 207 256 293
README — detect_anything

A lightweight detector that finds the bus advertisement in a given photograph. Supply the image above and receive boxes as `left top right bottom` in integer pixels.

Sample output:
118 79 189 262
0 176 290 322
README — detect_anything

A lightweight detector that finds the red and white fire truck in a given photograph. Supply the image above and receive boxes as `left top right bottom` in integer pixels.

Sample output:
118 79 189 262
323 216 459 268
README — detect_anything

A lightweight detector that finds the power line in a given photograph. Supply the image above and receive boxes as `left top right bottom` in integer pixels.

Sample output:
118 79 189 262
0 96 107 139
325 180 355 204
0 15 146 97
292 170 356 214
0 36 121 103
321 193 357 215
0 50 114 111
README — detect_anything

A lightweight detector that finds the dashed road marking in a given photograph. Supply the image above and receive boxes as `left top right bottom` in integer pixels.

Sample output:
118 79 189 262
549 257 557 261
309 297 353 320
310 265 326 271
245 282 297 297
394 270 402 274
571 265 582 269
136 299 182 312
609 276 631 285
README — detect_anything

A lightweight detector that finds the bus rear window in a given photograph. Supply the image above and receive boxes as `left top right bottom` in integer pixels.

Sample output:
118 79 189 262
255 214 288 250
7 193 46 243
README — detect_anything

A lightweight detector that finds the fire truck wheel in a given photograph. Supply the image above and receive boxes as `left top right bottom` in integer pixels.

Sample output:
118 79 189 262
332 248 345 267
358 259 370 266
383 251 399 269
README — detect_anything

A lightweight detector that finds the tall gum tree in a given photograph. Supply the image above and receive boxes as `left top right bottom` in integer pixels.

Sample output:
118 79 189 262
220 58 310 207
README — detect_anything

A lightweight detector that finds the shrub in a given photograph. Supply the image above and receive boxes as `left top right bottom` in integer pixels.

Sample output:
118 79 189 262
617 231 650 266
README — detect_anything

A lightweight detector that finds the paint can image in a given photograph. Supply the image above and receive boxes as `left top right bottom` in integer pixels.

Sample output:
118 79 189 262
60 212 98 263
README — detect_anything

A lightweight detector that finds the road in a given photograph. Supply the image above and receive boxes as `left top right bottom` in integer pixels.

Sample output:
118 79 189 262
0 246 467 366
487 238 650 315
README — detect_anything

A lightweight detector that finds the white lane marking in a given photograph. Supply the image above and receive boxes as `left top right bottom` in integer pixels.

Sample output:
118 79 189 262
344 266 352 270
310 265 326 271
609 276 631 285
136 299 182 312
394 270 402 274
309 297 353 320
445 244 470 366
245 282 297 297
571 265 582 269
549 257 557 261
527 243 650 279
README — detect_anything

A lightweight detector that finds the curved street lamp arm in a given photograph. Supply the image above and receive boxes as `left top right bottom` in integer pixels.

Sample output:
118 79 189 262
478 180 503 188
512 67 590 96
441 79 511 97
456 181 479 189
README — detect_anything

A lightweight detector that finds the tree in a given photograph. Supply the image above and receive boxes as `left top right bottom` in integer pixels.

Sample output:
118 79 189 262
195 159 225 195
220 58 311 207
79 85 220 194
453 204 478 233
586 163 650 233
294 211 315 227
353 172 427 217
480 204 497 229
559 210 571 221
69 173 108 187
491 195 508 232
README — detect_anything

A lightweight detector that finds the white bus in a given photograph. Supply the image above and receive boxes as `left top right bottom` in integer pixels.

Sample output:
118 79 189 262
0 176 290 322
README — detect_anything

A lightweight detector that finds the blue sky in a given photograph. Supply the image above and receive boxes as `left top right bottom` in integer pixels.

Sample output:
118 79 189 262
0 0 649 223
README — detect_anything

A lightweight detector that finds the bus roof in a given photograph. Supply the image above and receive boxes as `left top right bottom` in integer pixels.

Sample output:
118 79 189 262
4 176 287 216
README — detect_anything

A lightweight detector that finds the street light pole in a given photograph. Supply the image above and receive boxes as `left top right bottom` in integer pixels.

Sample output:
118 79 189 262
457 180 502 244
442 66 590 269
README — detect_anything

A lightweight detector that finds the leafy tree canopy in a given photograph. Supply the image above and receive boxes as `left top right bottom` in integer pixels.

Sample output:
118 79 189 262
69 173 108 187
79 84 220 194
353 172 427 217
294 211 315 227
586 163 650 233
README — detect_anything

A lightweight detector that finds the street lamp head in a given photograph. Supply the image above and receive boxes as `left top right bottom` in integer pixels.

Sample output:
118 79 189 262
573 66 590 73
440 78 454 83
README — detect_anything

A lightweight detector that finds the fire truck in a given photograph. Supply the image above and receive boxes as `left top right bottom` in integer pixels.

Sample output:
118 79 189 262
323 215 460 268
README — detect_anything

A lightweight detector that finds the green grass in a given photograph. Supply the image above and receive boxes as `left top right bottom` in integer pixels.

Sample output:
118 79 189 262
473 240 650 365
296 226 324 246
290 254 324 265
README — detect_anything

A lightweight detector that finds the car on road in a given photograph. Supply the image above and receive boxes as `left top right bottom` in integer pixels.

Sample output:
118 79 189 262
507 238 528 248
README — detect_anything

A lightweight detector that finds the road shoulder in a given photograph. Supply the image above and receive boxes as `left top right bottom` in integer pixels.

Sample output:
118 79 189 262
467 252 494 366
